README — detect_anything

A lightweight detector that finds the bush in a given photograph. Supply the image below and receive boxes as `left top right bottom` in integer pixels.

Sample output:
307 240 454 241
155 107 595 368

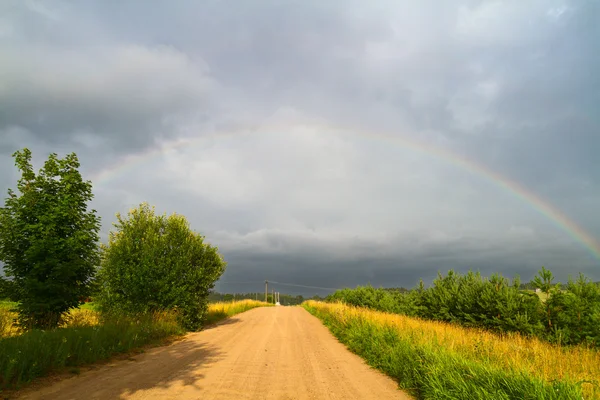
327 268 600 347
96 203 226 330
545 274 600 346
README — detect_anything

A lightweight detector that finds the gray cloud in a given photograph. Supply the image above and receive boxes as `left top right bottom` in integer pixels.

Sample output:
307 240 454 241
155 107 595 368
1 0 599 294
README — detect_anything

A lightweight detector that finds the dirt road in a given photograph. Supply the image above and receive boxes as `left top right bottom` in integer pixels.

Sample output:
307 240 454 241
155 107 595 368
19 307 410 400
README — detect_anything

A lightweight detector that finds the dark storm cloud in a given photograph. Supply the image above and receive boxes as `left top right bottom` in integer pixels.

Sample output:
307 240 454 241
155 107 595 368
1 0 599 292
0 43 220 155
215 240 596 296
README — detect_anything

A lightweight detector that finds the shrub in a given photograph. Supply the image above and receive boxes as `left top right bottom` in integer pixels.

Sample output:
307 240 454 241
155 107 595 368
96 203 226 330
327 267 600 347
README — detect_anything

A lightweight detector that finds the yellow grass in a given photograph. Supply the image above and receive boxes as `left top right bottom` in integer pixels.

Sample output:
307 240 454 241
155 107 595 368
0 306 19 337
1 300 270 338
205 299 272 324
306 300 600 397
59 308 100 328
208 299 269 313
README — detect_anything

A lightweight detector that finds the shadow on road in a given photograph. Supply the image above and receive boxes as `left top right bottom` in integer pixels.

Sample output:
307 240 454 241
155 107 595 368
18 335 224 399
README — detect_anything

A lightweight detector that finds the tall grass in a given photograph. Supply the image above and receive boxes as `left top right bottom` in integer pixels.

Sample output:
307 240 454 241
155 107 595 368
0 306 18 338
205 299 273 325
0 311 184 389
0 299 271 390
304 300 600 400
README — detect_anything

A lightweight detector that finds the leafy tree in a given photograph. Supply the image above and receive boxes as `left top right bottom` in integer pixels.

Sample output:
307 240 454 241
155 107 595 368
531 266 558 330
546 274 600 345
97 203 226 330
0 275 16 300
0 149 101 328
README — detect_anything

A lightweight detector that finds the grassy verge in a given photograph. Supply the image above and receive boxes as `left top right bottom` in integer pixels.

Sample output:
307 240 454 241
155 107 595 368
0 311 184 389
303 301 600 400
0 304 18 338
205 299 273 325
0 300 271 390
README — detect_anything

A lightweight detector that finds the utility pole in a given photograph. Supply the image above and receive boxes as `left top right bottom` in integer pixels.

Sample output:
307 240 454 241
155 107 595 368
265 280 268 303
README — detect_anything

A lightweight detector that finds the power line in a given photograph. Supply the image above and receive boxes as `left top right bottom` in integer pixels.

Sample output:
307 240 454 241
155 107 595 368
267 281 339 291
217 279 342 292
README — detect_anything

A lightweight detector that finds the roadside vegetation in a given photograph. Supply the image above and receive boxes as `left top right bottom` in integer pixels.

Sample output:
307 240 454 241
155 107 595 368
0 300 268 388
0 149 268 390
304 301 600 400
208 291 307 305
204 299 273 325
327 268 600 347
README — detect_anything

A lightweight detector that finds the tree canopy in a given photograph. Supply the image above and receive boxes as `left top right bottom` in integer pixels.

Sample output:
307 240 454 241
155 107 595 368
97 203 226 330
0 149 101 328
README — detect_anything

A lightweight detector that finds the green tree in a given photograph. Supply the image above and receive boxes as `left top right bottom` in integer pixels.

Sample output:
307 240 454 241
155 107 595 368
0 149 101 328
97 203 226 330
531 266 558 331
0 276 16 300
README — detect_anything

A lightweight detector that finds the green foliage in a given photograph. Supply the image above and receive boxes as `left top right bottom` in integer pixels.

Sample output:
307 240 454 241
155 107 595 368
328 285 419 316
304 303 585 400
0 277 16 301
96 203 226 331
207 291 305 305
417 271 543 335
0 311 183 389
545 274 600 346
0 149 101 329
327 267 600 347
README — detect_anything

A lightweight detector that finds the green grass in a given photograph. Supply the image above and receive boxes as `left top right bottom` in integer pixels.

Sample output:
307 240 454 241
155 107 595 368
0 311 184 390
0 299 272 391
304 302 589 400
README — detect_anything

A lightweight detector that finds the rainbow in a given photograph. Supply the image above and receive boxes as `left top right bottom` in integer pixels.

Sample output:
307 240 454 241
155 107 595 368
90 122 600 262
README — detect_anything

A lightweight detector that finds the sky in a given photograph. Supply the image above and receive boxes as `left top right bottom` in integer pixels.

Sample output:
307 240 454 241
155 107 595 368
1 0 599 295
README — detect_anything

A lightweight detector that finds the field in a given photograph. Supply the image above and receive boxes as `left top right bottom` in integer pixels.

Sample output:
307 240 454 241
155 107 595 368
0 299 269 389
205 299 274 324
304 300 600 400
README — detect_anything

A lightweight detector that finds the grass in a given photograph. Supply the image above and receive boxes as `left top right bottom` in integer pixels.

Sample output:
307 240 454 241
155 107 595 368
0 311 184 389
0 299 271 390
0 304 18 338
303 300 600 400
205 299 273 325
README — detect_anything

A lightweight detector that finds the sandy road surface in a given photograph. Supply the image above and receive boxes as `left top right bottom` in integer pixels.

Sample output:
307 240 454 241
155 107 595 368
19 307 410 400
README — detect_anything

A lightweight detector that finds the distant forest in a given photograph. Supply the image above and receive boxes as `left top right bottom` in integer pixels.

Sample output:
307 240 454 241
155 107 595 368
208 291 325 305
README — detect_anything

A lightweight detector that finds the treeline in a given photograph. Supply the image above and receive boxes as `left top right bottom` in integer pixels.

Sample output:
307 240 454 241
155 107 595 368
208 292 306 305
327 267 600 347
208 292 327 305
0 149 233 388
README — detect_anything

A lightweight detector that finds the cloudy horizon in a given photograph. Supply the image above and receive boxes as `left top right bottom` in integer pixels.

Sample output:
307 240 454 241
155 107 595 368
1 0 599 295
